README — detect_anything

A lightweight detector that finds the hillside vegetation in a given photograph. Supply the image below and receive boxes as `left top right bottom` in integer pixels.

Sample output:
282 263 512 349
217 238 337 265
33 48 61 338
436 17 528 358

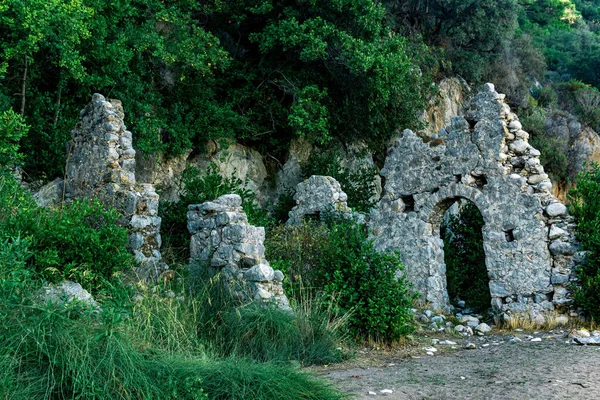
2 0 600 178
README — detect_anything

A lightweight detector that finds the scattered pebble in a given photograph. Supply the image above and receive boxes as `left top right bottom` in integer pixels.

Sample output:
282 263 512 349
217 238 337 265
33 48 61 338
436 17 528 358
482 343 490 347
380 389 393 394
439 340 457 345
465 343 477 349
423 347 438 353
510 337 522 344
368 391 377 396
531 338 542 342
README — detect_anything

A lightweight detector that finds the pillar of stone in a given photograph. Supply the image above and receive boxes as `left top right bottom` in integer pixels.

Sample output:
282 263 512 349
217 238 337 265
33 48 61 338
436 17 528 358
65 94 167 280
187 194 290 310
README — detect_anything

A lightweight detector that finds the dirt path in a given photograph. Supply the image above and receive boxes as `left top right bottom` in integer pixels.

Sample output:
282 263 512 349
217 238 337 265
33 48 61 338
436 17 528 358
321 333 600 399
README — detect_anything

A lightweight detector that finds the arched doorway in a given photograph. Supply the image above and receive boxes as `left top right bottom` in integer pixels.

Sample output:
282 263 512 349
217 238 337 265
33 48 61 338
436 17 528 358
440 200 491 313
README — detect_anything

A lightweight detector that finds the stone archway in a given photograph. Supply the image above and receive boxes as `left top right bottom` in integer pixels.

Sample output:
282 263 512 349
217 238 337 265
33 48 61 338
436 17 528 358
370 84 581 320
437 197 490 311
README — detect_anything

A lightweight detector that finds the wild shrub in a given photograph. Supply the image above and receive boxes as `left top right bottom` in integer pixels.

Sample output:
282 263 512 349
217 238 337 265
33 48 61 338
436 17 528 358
568 163 600 321
268 218 416 342
536 85 559 108
523 99 570 182
441 202 492 312
0 108 28 170
574 86 600 131
0 174 132 291
160 163 270 263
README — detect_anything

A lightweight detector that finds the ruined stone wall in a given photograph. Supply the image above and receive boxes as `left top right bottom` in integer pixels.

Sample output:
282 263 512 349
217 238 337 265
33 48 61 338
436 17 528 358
370 83 582 321
187 194 290 310
66 94 166 280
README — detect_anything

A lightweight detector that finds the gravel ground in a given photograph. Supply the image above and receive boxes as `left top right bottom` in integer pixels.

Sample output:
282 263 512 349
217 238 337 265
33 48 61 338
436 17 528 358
320 332 600 400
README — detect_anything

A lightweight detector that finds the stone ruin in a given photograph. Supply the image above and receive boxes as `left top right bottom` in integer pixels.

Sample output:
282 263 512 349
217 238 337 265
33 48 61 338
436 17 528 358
369 83 582 321
46 87 584 320
287 175 352 224
187 194 290 310
65 94 167 280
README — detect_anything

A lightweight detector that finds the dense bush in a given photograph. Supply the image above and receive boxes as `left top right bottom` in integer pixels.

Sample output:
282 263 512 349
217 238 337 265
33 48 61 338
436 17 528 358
268 218 415 341
568 163 600 320
522 97 571 183
441 202 492 311
0 174 132 291
0 108 28 170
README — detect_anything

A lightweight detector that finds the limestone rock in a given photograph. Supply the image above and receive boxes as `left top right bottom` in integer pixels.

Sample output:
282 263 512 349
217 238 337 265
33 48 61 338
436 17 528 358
33 178 64 208
39 281 98 308
420 77 471 138
546 203 568 217
287 175 352 225
475 323 492 334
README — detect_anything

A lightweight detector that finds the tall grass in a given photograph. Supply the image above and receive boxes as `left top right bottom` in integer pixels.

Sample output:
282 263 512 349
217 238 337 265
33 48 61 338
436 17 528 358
0 254 347 400
189 271 349 365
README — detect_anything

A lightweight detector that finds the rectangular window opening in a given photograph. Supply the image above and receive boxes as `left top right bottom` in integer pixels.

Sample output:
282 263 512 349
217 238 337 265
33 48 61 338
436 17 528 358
505 229 515 242
401 195 415 213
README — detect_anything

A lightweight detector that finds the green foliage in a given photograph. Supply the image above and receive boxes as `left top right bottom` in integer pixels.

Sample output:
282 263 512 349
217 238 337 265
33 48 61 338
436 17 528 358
0 233 344 398
268 218 416 341
522 97 570 182
1 0 431 179
33 199 133 289
568 163 600 320
301 149 379 212
529 133 570 182
0 108 28 169
0 274 345 399
0 0 234 178
160 163 269 263
0 174 132 291
441 202 492 312
385 0 520 82
207 0 430 150
536 85 559 107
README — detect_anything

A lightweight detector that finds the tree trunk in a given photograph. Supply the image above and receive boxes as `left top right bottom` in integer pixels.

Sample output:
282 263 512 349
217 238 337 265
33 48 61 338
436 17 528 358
20 56 28 116
54 85 62 126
